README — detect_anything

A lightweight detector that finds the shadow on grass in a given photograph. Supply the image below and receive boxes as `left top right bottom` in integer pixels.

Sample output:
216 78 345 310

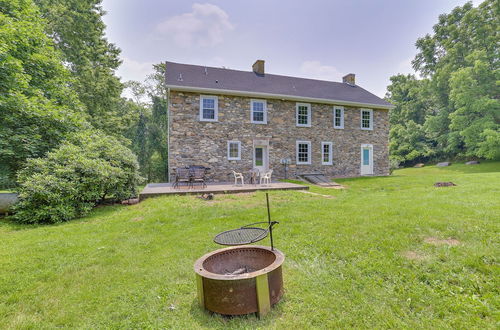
398 161 500 175
0 204 125 232
189 294 287 328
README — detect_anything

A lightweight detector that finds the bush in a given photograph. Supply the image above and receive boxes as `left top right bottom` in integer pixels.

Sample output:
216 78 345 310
389 158 401 174
13 131 141 224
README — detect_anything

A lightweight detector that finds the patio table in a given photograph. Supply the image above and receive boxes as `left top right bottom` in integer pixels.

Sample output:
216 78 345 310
248 169 260 185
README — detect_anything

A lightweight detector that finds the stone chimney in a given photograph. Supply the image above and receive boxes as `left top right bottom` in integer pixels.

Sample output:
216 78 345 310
342 73 355 85
252 60 265 75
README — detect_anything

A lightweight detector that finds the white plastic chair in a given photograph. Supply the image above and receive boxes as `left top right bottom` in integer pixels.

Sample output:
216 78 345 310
260 169 273 185
232 171 244 186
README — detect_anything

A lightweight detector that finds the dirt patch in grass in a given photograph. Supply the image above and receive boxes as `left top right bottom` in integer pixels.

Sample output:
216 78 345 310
402 251 429 261
132 216 143 222
424 237 460 246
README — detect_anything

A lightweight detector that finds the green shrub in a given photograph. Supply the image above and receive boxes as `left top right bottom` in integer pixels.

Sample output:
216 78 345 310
13 131 141 224
389 158 401 174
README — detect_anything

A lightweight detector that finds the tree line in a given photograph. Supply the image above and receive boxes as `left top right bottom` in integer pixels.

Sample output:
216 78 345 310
386 0 499 166
0 0 168 190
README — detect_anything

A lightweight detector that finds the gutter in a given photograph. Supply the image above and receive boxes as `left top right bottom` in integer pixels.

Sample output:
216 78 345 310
165 84 394 110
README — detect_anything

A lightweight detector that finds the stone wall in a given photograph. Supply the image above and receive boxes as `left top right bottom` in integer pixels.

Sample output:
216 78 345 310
169 91 389 182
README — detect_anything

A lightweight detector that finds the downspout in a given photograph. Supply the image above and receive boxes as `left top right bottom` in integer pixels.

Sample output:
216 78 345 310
167 86 171 183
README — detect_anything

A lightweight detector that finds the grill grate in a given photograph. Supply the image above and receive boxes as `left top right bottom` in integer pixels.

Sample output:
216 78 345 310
214 227 268 246
213 193 278 250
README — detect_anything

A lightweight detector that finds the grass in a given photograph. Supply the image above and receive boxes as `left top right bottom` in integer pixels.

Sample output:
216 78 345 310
1 162 499 328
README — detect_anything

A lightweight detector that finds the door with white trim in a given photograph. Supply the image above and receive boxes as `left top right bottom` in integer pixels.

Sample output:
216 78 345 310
360 144 373 175
253 146 268 173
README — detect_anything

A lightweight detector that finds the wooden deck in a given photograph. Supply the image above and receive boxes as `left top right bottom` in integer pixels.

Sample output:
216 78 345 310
139 181 308 200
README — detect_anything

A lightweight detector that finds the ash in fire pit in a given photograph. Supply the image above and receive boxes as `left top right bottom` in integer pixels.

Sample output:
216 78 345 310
224 266 255 275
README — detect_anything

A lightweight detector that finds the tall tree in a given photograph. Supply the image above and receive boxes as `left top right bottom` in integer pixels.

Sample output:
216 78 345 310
388 0 499 162
34 0 125 136
385 75 434 164
412 0 499 158
0 0 86 186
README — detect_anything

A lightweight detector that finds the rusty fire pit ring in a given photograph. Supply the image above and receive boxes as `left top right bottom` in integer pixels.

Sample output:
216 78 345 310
194 245 285 316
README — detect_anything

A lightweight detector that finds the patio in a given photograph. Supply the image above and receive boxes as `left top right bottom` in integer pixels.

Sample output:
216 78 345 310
139 181 308 200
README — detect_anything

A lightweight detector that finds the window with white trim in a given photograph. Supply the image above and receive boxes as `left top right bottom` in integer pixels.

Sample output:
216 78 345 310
296 141 311 164
360 109 373 130
227 141 241 160
321 142 333 165
251 99 267 124
199 95 218 121
296 103 311 127
333 106 344 129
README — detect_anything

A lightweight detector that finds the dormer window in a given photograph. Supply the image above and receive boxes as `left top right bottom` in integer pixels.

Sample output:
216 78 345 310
199 95 218 122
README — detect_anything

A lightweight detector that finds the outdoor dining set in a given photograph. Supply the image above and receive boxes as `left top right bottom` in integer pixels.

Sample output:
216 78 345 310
172 165 273 189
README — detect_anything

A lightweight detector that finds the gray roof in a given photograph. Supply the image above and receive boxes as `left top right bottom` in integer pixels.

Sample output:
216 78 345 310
165 61 393 109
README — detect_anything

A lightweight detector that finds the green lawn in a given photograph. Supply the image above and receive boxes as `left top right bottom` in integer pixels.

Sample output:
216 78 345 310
1 162 499 328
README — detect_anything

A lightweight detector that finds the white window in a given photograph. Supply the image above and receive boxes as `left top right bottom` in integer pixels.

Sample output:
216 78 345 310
227 141 241 160
333 106 344 129
360 108 373 130
251 99 267 124
296 103 311 127
321 142 333 165
296 141 311 165
199 95 218 122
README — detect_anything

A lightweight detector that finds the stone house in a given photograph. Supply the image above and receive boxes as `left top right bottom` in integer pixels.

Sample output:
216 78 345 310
165 60 393 182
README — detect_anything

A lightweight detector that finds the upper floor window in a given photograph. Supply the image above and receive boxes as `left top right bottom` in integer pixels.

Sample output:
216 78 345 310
333 106 344 129
251 99 267 124
227 141 241 160
321 142 333 165
200 95 218 122
296 103 311 127
296 140 311 165
360 109 373 130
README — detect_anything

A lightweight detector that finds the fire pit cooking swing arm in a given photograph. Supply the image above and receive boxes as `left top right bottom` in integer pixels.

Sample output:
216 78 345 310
213 193 279 250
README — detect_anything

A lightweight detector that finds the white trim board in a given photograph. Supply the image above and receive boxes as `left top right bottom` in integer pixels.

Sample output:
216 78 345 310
166 84 394 110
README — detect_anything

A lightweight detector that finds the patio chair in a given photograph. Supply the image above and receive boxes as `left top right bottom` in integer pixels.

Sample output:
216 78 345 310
191 168 207 189
174 168 191 189
260 169 273 185
232 171 244 186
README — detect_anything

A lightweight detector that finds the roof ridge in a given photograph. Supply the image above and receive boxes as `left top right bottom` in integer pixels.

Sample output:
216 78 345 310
164 60 347 86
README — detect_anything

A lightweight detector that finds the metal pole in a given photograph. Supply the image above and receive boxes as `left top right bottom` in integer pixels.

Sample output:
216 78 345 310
266 193 274 250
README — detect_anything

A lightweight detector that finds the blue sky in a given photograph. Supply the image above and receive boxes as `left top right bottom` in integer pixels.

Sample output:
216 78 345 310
102 0 480 97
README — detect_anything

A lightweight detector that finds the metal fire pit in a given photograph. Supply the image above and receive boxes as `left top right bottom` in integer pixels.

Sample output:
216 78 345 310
194 245 284 317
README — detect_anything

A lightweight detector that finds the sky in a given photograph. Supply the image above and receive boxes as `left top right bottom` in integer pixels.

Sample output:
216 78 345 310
102 0 481 98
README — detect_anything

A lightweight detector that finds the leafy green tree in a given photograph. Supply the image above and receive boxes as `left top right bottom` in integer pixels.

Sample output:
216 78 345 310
388 0 499 163
34 0 125 137
385 75 434 164
448 51 500 159
147 96 168 181
0 0 86 185
124 64 169 182
412 0 499 158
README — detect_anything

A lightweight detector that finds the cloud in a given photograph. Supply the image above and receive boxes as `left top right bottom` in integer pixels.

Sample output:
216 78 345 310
117 57 155 83
299 61 342 82
117 57 155 100
156 3 234 47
